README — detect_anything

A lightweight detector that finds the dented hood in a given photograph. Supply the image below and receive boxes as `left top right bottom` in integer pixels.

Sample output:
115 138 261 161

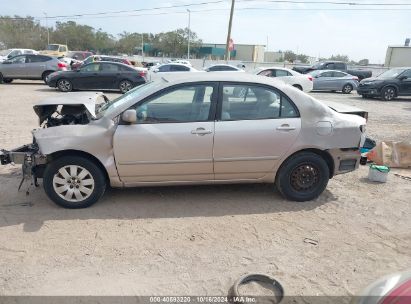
33 92 107 122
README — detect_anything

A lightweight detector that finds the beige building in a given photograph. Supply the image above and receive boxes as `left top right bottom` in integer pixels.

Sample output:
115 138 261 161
202 43 265 62
385 46 411 67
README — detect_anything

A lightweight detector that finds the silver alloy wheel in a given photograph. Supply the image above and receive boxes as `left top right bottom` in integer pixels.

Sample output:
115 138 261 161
343 84 352 93
119 81 132 93
58 79 72 92
52 165 95 202
384 88 395 100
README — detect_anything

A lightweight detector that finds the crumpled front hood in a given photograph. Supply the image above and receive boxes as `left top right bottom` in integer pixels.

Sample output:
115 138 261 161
33 92 107 122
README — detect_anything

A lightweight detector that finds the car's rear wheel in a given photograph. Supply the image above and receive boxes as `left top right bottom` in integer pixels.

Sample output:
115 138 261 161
119 80 133 93
381 86 396 101
3 78 13 83
276 152 330 202
43 156 106 208
42 71 53 84
57 79 73 92
292 84 303 91
342 84 353 94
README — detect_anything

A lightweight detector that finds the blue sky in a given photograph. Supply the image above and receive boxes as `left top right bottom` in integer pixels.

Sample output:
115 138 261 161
2 0 411 63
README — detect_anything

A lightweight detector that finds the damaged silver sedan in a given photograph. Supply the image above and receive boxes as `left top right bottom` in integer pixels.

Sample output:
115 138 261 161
0 73 367 208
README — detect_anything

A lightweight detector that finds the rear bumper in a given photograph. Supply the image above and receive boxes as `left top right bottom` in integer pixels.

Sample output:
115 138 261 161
329 147 362 175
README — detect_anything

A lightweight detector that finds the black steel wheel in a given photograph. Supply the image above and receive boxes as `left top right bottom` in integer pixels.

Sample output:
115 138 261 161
276 152 330 202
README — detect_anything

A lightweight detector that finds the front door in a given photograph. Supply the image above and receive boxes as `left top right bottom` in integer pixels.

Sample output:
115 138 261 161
113 83 217 184
399 69 411 94
75 63 102 90
1 55 26 78
213 83 301 180
314 71 334 90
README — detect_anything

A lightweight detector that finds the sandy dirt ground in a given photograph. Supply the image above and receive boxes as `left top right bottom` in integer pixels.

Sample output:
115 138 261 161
0 81 410 298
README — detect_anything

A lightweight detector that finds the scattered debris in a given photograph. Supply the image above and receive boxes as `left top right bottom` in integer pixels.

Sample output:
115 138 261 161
304 238 319 246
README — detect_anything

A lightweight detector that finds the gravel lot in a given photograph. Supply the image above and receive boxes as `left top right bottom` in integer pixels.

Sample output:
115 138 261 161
0 81 410 298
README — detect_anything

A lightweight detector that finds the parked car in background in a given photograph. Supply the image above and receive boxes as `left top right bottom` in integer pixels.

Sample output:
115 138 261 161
309 70 359 93
0 72 366 208
357 67 411 101
205 64 244 72
46 61 146 93
293 61 372 80
0 54 67 84
66 51 94 61
142 61 160 69
148 63 198 81
71 55 132 70
0 48 38 62
253 67 313 92
40 44 69 57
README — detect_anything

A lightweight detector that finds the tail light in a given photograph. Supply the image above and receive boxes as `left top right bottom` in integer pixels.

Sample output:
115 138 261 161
353 76 359 81
308 76 313 81
124 59 132 65
138 71 147 77
58 62 67 69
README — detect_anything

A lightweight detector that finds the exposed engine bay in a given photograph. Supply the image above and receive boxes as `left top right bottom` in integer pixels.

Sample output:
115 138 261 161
32 92 109 128
35 104 91 127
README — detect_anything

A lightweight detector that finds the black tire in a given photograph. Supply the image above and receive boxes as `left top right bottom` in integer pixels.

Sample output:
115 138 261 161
3 78 13 83
57 78 73 92
342 84 353 94
293 84 303 91
119 80 133 93
43 155 107 209
42 71 53 84
276 152 330 202
381 86 396 101
0 73 3 83
361 94 368 98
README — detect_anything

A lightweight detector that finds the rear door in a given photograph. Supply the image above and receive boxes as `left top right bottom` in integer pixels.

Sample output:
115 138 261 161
98 63 121 89
25 55 48 78
213 83 301 180
331 71 348 90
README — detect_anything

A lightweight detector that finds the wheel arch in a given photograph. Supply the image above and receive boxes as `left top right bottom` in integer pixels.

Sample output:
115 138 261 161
381 84 399 96
43 149 109 181
41 70 55 80
275 148 335 182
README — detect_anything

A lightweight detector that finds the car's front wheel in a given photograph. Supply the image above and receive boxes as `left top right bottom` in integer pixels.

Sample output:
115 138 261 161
3 78 13 83
57 79 73 92
276 152 330 202
119 80 133 93
43 155 106 208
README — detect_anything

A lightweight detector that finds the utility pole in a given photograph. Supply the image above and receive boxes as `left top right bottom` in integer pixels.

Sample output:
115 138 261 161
141 34 144 62
43 12 49 45
225 0 235 62
187 9 191 59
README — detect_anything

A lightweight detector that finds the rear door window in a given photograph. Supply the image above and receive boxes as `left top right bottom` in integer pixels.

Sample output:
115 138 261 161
275 69 292 77
100 63 120 72
334 63 346 70
170 65 190 72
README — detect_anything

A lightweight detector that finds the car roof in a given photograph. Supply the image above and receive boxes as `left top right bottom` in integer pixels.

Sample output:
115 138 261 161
255 66 293 72
84 61 133 68
160 71 287 86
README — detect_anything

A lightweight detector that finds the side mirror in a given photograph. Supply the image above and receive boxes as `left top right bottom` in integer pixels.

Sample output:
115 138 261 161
314 75 319 78
7 54 12 59
153 69 159 73
399 75 408 81
122 109 137 124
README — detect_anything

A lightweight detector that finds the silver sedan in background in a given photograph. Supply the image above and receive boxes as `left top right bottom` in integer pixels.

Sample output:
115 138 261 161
310 70 359 93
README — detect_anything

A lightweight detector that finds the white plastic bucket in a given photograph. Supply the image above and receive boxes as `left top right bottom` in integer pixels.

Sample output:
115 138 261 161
368 164 390 183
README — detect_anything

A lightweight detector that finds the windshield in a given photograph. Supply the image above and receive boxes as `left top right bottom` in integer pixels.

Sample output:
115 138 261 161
0 49 11 56
46 44 59 51
96 81 162 118
378 68 407 78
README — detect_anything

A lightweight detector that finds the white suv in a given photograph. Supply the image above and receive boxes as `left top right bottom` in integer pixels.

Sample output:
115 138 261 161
0 49 38 62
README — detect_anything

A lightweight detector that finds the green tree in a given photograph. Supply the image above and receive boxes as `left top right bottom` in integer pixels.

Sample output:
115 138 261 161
296 54 309 63
329 54 349 62
283 50 297 63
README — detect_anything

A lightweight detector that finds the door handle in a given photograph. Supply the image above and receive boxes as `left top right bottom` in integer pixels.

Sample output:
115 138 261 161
276 124 296 131
191 128 212 136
